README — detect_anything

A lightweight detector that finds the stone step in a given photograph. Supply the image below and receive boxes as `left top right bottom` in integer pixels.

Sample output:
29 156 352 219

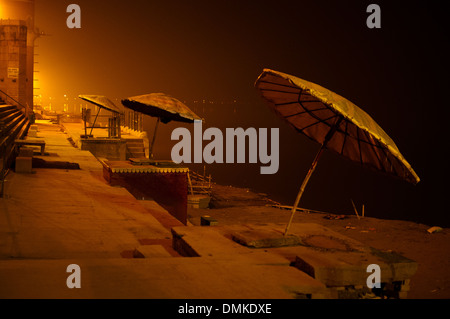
0 257 331 299
171 226 331 298
0 108 18 119
224 223 418 298
133 245 172 258
0 104 16 113
128 152 145 158
125 140 144 145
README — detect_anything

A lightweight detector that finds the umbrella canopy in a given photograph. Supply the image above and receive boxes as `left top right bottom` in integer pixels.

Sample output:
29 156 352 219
255 69 419 184
78 95 122 114
121 93 202 158
255 68 420 235
121 93 202 124
78 95 122 137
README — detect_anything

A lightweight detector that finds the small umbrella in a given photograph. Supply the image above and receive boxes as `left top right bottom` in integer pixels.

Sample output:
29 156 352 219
121 93 202 157
78 95 122 136
255 69 420 235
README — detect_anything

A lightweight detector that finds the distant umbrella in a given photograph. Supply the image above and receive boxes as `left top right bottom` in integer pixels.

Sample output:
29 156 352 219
79 95 122 114
122 93 201 124
255 69 420 235
122 93 202 157
78 95 122 136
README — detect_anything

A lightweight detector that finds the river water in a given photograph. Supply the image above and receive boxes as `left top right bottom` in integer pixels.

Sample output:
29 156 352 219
143 100 445 228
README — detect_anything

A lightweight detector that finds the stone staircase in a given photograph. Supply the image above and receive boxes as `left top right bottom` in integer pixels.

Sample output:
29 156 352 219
0 101 30 193
125 138 146 159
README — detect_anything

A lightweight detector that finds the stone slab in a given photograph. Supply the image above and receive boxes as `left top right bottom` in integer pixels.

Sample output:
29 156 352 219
15 156 32 173
171 226 291 265
133 245 172 258
232 228 303 248
224 223 418 293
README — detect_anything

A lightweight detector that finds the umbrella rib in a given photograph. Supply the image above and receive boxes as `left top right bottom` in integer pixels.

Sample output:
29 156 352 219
298 115 338 133
260 88 301 95
258 80 302 90
275 101 301 107
361 129 386 173
275 100 323 107
376 138 399 177
296 91 338 133
356 128 363 165
284 106 331 119
340 121 349 155
350 127 384 149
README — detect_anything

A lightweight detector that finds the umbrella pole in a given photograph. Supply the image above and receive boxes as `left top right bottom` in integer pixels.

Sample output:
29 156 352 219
284 144 326 236
284 116 343 236
83 109 87 137
149 118 160 158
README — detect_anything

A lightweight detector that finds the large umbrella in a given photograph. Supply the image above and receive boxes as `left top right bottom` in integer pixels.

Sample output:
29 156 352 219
78 95 122 136
121 93 202 157
255 69 420 235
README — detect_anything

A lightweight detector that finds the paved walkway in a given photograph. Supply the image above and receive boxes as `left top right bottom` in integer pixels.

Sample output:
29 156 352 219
0 120 329 299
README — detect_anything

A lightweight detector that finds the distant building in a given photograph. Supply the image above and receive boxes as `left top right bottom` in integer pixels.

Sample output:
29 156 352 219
0 0 36 116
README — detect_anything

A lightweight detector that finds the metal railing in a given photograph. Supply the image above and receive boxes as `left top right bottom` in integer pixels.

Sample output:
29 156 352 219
121 110 144 132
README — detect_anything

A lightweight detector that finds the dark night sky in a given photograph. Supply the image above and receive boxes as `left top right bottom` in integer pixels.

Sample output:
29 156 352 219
33 0 450 226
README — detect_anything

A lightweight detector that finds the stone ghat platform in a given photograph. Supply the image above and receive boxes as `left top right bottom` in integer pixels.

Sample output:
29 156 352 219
0 120 417 299
172 223 417 299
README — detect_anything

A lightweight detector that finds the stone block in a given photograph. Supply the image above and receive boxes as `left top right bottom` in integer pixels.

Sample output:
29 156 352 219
19 147 34 157
15 156 32 173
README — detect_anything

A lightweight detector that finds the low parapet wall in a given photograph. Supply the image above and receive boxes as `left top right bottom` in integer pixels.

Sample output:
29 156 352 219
80 138 127 161
101 159 188 225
